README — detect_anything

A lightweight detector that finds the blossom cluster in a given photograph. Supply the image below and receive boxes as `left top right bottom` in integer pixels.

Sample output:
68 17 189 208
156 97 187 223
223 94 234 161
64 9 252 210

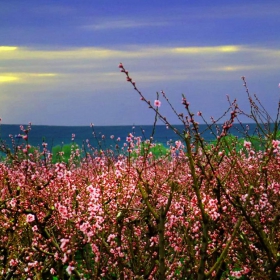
0 132 279 279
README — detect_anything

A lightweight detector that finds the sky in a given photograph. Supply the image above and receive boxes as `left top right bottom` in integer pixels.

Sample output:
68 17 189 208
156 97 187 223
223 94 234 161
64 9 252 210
0 0 280 126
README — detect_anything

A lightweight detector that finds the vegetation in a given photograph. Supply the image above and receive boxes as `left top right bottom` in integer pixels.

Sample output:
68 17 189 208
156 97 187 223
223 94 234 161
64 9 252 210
51 143 81 164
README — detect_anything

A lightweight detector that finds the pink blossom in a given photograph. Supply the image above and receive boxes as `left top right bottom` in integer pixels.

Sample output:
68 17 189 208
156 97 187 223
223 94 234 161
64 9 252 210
154 100 161 107
10 198 17 208
62 253 68 263
9 258 18 267
60 238 69 250
115 170 121 178
66 265 75 275
87 184 95 193
230 270 243 278
50 268 56 275
107 234 116 243
55 203 68 219
272 139 280 149
79 221 90 233
26 214 35 223
32 225 38 232
243 140 251 149
175 140 182 149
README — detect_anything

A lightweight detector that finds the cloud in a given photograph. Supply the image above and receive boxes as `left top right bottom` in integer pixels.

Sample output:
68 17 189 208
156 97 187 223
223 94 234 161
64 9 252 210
29 73 56 77
0 75 20 84
83 19 168 30
0 44 277 61
0 44 279 89
0 72 57 85
0 46 18 51
0 46 124 61
172 45 241 54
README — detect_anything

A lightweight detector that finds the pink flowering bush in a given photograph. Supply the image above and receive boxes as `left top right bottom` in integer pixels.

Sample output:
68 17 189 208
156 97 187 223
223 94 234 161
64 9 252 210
0 66 279 279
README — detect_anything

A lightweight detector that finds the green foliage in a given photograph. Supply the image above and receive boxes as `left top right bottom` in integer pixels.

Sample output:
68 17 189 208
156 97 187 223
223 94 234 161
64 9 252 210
207 133 272 155
147 142 169 157
207 134 242 155
51 143 80 164
131 142 169 158
0 144 42 164
246 135 266 151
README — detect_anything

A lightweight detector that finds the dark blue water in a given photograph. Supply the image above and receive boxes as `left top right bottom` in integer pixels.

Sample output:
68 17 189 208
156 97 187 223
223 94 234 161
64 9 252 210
0 123 266 152
0 125 180 150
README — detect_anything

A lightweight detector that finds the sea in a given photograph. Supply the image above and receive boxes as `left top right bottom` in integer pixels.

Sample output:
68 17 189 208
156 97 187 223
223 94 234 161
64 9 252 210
0 123 265 152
